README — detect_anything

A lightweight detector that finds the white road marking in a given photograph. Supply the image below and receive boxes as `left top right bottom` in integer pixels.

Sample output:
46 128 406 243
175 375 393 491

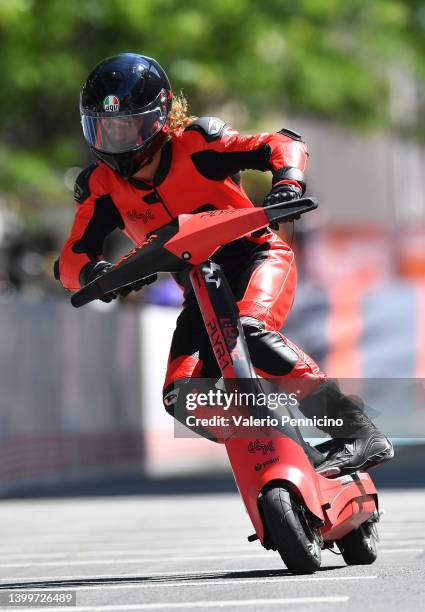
375 533 425 538
0 575 377 592
1 539 424 561
3 597 350 610
0 530 422 549
0 555 268 569
2 524 421 535
0 532 248 541
0 537 249 547
377 540 425 544
0 526 247 534
0 532 421 550
0 545 422 569
0 547 261 560
380 548 424 554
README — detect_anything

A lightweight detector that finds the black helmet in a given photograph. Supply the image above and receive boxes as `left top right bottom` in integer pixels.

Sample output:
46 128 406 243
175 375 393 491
80 53 173 178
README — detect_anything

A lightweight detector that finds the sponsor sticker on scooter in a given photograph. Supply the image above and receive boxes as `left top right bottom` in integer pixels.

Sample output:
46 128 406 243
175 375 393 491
221 317 238 350
254 456 280 471
206 318 230 371
205 268 221 288
248 439 276 455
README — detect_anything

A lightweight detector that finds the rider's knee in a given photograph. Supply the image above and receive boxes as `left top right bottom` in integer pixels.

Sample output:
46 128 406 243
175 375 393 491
162 383 224 444
241 316 299 376
163 385 179 417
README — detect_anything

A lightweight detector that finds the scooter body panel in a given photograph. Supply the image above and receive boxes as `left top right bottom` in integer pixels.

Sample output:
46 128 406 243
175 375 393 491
318 471 378 540
225 435 325 544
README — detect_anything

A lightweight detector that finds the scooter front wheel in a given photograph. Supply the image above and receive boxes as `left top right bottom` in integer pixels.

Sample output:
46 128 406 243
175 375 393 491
337 520 378 565
262 485 322 574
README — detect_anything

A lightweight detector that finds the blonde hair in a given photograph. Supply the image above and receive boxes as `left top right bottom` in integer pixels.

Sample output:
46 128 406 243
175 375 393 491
168 92 196 134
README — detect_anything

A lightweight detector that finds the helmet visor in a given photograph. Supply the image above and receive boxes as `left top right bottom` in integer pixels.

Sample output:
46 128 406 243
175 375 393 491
81 89 168 154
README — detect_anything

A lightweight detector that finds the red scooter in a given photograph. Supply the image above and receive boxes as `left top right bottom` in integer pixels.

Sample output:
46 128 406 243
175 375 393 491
71 198 380 575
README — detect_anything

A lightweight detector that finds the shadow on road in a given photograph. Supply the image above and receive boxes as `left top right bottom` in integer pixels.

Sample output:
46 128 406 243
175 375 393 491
0 566 346 590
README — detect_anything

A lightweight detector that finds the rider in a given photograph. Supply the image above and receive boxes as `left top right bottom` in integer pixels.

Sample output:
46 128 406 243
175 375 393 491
55 53 394 474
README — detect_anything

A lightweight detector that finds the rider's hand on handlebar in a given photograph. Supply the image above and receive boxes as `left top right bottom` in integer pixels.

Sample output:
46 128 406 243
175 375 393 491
84 261 157 303
263 181 303 228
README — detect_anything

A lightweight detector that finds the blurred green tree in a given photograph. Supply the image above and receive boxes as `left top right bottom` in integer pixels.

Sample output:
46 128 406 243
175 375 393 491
0 0 424 214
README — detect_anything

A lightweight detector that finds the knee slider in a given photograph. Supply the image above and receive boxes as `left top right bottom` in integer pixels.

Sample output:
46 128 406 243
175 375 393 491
162 383 222 444
163 385 179 417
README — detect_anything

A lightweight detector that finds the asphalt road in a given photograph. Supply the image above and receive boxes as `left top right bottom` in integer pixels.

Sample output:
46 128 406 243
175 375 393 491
0 489 423 612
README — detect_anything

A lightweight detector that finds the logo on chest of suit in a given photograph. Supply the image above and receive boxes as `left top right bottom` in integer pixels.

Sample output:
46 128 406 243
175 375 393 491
126 209 155 224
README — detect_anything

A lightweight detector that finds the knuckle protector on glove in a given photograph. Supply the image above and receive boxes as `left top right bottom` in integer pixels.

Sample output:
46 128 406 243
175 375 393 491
263 182 302 208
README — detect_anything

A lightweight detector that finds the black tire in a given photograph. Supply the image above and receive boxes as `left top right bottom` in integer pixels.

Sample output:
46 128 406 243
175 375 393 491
262 486 322 574
337 521 378 565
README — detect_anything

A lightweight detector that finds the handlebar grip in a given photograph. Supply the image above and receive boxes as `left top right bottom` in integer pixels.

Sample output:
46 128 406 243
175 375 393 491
264 197 318 224
71 277 110 308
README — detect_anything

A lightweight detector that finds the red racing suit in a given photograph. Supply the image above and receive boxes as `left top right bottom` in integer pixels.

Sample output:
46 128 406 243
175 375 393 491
56 117 325 439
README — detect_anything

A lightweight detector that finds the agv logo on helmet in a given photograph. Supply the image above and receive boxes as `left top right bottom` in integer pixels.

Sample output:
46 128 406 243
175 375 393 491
103 96 120 112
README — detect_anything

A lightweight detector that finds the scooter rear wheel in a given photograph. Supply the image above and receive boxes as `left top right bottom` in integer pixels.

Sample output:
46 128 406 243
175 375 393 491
337 520 378 565
262 486 322 574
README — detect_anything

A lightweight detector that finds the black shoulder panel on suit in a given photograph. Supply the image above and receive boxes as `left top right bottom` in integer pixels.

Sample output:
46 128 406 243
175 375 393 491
277 127 302 141
184 117 226 142
74 163 98 204
190 144 272 180
72 194 124 259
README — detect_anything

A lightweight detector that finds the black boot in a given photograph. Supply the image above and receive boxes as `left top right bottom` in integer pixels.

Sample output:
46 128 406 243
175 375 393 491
299 380 394 475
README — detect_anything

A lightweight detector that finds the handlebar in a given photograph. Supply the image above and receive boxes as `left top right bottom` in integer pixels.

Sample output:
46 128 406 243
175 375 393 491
71 197 317 308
